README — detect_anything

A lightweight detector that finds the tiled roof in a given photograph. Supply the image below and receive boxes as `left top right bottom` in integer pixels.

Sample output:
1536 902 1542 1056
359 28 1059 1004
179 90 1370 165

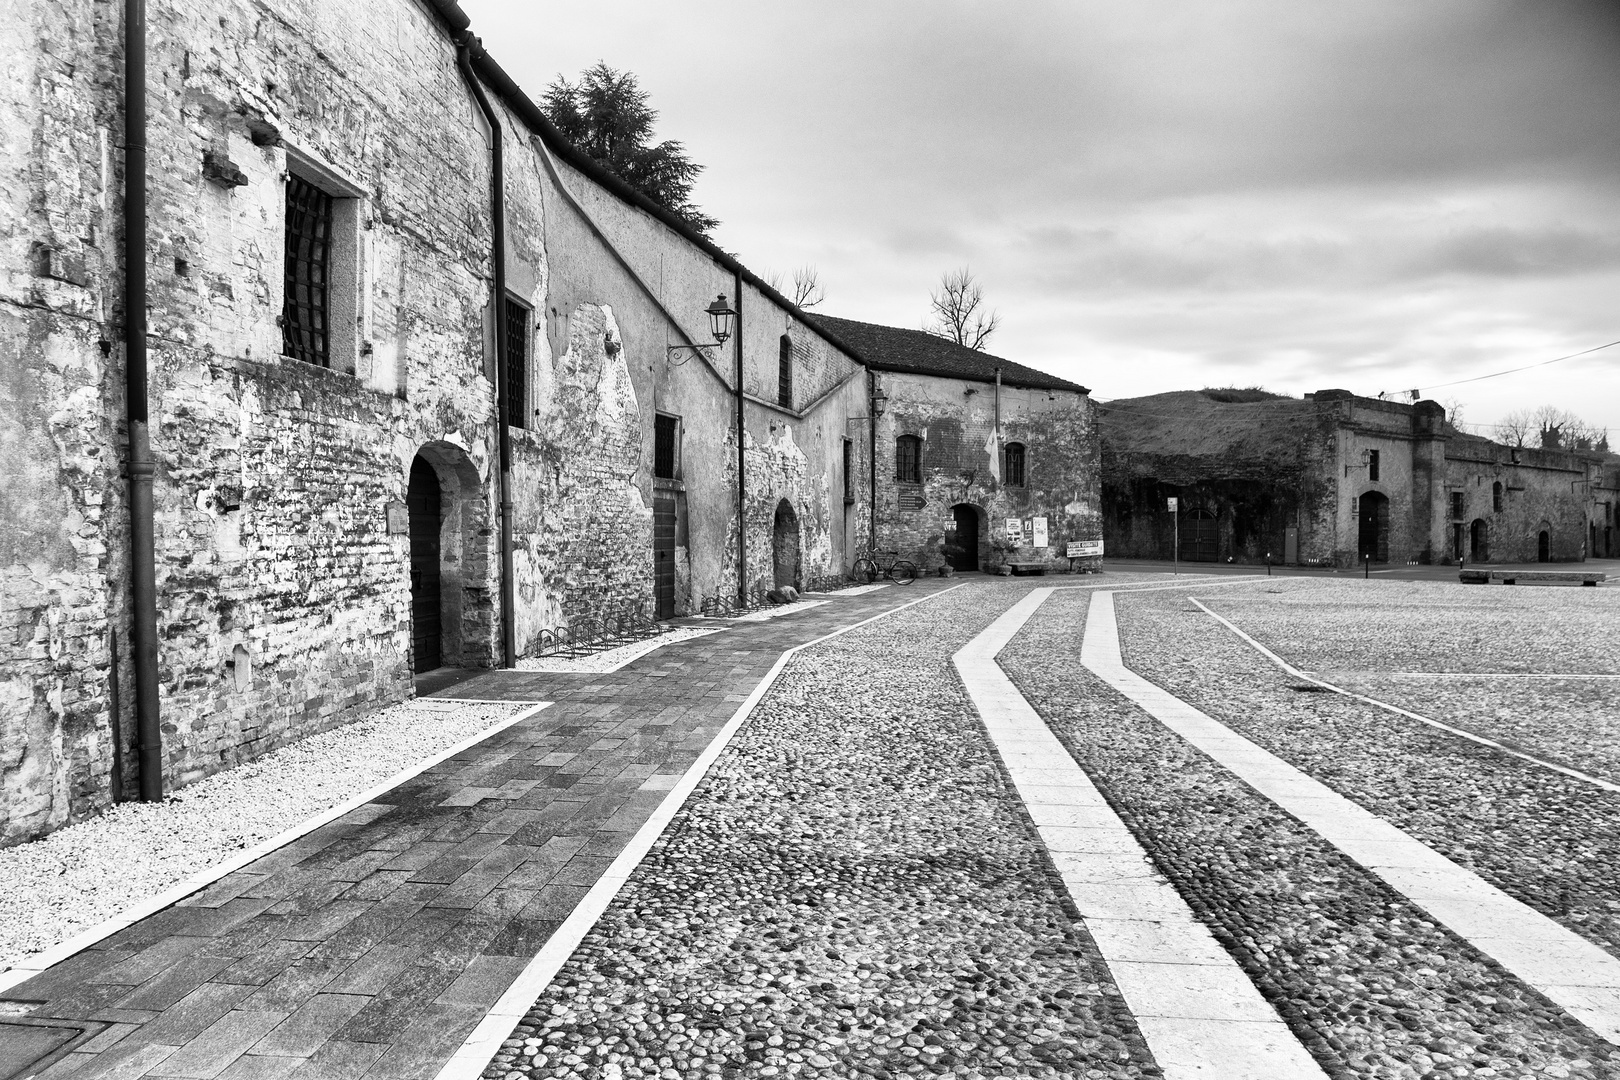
807 315 1088 394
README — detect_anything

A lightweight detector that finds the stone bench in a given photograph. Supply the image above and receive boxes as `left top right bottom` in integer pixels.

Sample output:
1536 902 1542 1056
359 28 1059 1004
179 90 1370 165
1006 559 1049 576
1492 570 1604 587
1458 569 1491 584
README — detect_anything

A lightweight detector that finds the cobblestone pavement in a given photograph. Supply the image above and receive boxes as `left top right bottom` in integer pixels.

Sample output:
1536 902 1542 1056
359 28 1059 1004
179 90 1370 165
9 572 1619 1080
0 582 962 1080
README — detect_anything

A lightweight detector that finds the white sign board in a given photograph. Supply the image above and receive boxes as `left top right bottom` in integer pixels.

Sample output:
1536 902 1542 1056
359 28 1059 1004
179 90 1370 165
1067 540 1103 558
1032 517 1049 548
1005 517 1022 543
1166 497 1179 512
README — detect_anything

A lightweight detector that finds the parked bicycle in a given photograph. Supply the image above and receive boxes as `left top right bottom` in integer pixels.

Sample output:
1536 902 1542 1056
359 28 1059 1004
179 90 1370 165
849 549 917 585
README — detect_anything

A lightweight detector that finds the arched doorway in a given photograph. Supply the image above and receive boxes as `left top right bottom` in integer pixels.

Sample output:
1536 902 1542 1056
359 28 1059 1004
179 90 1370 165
1538 527 1551 563
948 504 981 571
408 445 494 674
1357 491 1390 563
1180 509 1217 562
1469 519 1488 562
772 499 801 591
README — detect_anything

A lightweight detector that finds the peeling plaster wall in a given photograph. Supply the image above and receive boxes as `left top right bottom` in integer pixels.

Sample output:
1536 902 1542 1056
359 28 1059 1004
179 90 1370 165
529 154 869 618
1442 441 1591 563
874 373 1099 571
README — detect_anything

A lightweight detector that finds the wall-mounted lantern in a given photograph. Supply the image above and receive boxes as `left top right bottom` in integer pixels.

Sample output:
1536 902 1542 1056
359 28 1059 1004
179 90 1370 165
1344 447 1371 477
667 293 737 361
870 386 888 418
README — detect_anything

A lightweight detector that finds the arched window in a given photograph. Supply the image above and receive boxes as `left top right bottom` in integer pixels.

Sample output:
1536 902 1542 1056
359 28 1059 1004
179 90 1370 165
895 434 922 483
1492 481 1503 512
777 335 793 409
1003 442 1026 487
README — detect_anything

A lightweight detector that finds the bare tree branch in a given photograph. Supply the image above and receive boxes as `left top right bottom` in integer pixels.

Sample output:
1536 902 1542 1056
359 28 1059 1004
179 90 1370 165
925 267 1000 351
790 265 825 310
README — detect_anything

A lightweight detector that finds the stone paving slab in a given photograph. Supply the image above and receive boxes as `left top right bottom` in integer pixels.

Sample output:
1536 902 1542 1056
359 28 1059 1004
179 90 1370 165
3 586 951 1080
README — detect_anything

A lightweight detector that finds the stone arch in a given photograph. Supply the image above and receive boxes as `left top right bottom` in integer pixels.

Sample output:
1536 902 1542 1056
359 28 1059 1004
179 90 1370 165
947 503 983 570
1538 521 1552 563
772 499 802 591
408 443 494 672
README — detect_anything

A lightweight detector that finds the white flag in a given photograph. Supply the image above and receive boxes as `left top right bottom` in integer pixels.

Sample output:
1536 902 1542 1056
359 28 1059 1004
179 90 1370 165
984 424 1000 482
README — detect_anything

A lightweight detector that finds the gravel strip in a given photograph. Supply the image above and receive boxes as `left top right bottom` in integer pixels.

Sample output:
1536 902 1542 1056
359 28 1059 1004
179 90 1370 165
1002 588 1620 1080
518 628 726 673
0 698 526 973
716 600 832 623
1114 581 1620 965
485 581 1161 1080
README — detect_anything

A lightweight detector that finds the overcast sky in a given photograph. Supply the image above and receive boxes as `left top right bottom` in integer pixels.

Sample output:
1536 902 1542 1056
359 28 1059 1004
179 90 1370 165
463 0 1620 440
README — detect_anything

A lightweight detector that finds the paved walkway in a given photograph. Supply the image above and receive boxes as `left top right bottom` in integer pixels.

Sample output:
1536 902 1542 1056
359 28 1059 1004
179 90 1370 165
3 584 949 1080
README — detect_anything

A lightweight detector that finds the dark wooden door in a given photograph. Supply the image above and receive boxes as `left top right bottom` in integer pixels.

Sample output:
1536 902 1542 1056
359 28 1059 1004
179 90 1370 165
1538 531 1550 562
408 457 442 672
653 493 676 620
1180 511 1218 562
1357 493 1389 563
949 505 979 570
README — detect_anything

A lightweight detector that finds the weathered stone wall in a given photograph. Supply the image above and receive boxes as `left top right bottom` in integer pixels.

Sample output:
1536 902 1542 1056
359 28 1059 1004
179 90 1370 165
1442 439 1592 563
3 0 129 842
873 374 1099 571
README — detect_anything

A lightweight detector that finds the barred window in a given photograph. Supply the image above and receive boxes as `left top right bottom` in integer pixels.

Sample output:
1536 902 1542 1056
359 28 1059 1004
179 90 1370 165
1004 442 1026 487
1368 449 1381 482
504 297 529 429
283 176 333 366
1493 481 1503 512
895 434 921 484
1450 491 1465 520
778 335 793 409
655 414 680 480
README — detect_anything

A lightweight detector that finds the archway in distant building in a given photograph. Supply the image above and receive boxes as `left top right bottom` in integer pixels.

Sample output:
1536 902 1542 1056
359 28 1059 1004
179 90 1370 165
948 504 982 570
1179 509 1218 562
1357 491 1390 564
408 444 493 674
1469 519 1488 562
773 499 801 591
1538 526 1551 563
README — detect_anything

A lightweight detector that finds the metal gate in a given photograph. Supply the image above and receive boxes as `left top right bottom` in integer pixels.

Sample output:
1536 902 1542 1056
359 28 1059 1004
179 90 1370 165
653 492 676 620
1179 510 1218 562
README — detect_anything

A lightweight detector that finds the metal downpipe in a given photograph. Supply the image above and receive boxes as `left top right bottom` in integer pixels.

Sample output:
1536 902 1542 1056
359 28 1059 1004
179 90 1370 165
456 34 517 669
735 271 746 608
124 0 161 802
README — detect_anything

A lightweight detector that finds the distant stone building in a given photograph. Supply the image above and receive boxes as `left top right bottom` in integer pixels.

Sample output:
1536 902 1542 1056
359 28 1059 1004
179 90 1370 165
1101 389 1601 567
810 318 1100 574
0 0 1095 842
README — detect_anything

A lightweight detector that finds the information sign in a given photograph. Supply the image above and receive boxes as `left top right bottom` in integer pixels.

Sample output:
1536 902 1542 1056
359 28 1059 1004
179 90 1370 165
1166 497 1179 512
1032 517 1049 548
1067 540 1103 558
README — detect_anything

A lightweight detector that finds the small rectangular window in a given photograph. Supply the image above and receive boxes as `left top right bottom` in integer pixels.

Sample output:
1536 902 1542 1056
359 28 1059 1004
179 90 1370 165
1450 491 1465 520
503 297 530 429
896 435 921 484
778 336 793 409
1368 449 1380 482
1004 442 1026 487
283 175 334 366
655 414 680 480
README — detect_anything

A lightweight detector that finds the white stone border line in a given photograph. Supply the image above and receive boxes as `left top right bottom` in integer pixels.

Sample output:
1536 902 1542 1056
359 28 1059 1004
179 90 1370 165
953 588 1328 1080
433 584 970 1080
0 700 552 996
1089 590 1620 1045
1189 598 1620 796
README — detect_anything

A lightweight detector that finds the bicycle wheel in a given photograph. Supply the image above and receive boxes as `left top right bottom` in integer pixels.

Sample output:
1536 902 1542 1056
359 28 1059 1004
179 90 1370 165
888 561 917 585
850 558 879 584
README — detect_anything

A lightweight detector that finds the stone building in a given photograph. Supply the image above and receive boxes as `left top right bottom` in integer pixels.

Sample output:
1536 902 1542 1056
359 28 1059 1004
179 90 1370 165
809 317 1100 574
1101 389 1599 567
0 0 1094 841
